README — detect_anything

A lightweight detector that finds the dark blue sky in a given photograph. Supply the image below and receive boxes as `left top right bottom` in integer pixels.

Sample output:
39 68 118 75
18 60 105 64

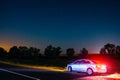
0 0 120 53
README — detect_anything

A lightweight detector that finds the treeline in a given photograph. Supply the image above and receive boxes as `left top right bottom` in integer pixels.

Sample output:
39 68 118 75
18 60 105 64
0 45 88 59
0 43 120 59
100 43 120 58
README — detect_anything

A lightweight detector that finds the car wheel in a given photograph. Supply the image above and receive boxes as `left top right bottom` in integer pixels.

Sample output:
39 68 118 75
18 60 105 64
87 68 93 75
68 66 72 72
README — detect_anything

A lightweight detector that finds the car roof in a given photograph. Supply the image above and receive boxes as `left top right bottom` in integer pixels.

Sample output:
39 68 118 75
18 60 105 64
76 59 91 61
75 59 94 63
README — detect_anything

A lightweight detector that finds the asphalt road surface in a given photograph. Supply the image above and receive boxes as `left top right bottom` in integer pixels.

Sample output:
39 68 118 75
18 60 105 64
0 62 120 80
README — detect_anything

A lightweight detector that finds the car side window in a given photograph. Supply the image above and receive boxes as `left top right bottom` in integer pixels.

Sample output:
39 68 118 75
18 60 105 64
78 60 85 64
73 60 90 64
74 61 79 64
84 60 91 64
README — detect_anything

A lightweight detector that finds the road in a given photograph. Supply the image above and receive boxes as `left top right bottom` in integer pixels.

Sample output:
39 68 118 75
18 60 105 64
0 62 120 80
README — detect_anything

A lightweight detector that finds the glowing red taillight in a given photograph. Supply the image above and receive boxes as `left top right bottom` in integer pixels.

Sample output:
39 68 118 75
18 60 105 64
96 64 102 68
96 64 106 69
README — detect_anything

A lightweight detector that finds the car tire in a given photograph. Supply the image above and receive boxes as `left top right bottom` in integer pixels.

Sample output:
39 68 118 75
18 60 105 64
87 68 93 75
68 66 72 72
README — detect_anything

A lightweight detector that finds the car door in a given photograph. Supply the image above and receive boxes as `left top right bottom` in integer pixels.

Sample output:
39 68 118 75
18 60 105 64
72 60 85 72
79 60 91 72
71 61 80 71
78 60 87 72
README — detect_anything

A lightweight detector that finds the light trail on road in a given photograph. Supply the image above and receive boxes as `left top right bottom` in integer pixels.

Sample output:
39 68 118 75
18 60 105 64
105 73 120 79
74 73 120 80
0 61 66 72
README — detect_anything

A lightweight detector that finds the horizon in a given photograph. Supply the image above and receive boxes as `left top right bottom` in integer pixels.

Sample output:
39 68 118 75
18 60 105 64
0 43 116 54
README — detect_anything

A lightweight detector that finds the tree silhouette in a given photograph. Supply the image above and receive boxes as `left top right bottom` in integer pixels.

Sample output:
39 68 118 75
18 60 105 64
53 47 62 56
104 43 116 55
0 47 7 57
9 46 19 58
100 47 107 54
80 48 88 57
29 47 41 57
99 43 120 58
19 46 29 57
44 45 52 56
116 45 120 57
66 48 75 57
44 45 62 57
9 46 41 58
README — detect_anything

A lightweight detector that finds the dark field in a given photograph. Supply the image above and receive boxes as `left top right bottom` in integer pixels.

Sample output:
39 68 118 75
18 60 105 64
0 54 120 73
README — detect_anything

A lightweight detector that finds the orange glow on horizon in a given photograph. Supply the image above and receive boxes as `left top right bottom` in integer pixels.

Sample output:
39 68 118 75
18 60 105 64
0 44 11 52
0 42 43 52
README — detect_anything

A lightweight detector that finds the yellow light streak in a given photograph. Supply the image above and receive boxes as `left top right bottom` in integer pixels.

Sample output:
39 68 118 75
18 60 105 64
0 61 66 72
105 73 120 79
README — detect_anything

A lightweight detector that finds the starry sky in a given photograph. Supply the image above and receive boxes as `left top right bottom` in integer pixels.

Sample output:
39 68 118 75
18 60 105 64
0 0 120 53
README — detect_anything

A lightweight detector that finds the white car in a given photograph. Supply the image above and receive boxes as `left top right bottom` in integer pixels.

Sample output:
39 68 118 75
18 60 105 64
67 59 107 75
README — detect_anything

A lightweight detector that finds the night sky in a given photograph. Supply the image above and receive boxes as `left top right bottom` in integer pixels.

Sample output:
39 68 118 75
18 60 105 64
0 0 120 53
